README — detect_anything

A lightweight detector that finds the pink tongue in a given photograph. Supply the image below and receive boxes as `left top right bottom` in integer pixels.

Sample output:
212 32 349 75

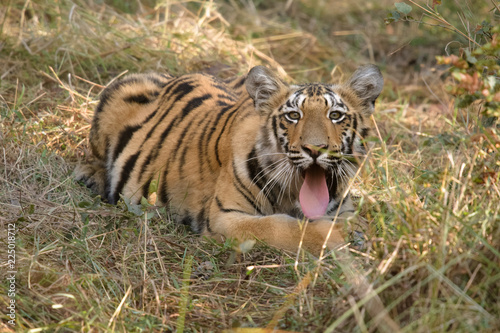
299 165 329 219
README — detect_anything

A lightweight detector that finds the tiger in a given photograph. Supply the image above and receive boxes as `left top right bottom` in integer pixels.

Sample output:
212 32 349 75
75 64 384 254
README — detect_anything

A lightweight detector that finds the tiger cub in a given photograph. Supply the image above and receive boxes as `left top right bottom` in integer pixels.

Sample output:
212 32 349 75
75 65 383 253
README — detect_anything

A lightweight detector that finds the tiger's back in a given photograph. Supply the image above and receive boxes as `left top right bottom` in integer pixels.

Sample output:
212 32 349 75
76 65 383 253
82 72 253 232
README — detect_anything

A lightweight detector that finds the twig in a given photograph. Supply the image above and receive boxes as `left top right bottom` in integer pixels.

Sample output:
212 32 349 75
108 285 132 329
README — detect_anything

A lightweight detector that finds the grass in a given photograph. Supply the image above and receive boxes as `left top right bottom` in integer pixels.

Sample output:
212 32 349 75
1 0 499 332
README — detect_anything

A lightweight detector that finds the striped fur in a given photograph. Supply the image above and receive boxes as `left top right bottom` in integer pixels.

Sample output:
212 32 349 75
75 65 383 253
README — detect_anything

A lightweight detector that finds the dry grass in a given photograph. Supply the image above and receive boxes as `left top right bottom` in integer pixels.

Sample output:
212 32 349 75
1 0 499 332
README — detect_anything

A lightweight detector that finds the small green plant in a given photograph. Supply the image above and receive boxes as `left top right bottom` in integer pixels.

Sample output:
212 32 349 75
386 1 500 120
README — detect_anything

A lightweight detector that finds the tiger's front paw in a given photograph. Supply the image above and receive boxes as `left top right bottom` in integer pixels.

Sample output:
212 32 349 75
310 215 368 252
340 214 368 250
308 219 346 252
74 162 107 198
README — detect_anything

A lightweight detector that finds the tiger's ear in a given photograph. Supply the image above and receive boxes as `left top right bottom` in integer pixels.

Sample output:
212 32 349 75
246 66 287 112
346 64 384 114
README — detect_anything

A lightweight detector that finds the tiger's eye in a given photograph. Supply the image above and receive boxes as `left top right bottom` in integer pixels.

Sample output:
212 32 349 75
329 111 343 120
286 112 301 120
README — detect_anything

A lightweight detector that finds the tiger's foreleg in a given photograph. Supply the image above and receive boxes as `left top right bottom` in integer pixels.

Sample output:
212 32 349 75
208 206 347 254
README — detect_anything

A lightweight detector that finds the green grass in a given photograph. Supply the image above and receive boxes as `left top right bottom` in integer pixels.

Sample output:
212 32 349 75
1 0 499 332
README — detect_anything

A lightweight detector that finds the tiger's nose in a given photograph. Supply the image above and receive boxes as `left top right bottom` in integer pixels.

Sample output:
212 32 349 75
302 144 327 159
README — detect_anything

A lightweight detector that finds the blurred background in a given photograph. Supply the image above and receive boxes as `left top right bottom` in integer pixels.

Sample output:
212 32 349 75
1 0 498 103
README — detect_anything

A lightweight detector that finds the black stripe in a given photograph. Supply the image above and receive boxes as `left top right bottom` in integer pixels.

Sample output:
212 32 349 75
141 181 150 201
212 83 232 95
181 94 211 119
205 217 211 232
246 147 269 194
124 92 157 104
141 79 186 122
96 134 109 161
271 116 278 141
137 78 193 141
103 136 111 199
177 119 201 173
111 151 140 204
158 172 169 204
196 103 230 176
348 114 358 154
197 207 207 232
145 79 196 138
245 148 278 208
232 161 263 215
278 119 287 130
174 94 213 174
200 103 234 172
176 122 199 175
97 77 141 113
138 89 208 177
113 124 141 162
259 160 279 207
111 81 187 175
139 118 177 177
116 87 188 195
222 76 234 83
105 171 112 202
213 103 244 166
133 79 196 205
232 76 246 89
307 86 314 97
137 78 191 147
139 151 153 177
217 93 236 102
352 113 358 138
360 127 369 139
281 137 288 151
162 79 195 99
215 197 252 215
217 100 230 107
145 75 170 88
345 141 352 155
196 86 237 169
137 94 211 198
328 174 338 201
196 115 213 180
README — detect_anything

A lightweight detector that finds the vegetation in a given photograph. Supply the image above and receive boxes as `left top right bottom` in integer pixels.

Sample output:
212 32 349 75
387 0 500 120
0 0 498 332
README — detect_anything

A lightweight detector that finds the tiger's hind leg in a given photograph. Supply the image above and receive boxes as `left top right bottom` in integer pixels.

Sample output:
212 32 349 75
74 161 107 200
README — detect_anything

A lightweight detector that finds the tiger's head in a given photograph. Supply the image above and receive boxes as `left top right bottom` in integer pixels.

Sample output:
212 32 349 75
245 65 383 219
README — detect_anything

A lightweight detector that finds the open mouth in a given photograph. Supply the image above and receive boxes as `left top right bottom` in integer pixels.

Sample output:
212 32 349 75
299 164 329 220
